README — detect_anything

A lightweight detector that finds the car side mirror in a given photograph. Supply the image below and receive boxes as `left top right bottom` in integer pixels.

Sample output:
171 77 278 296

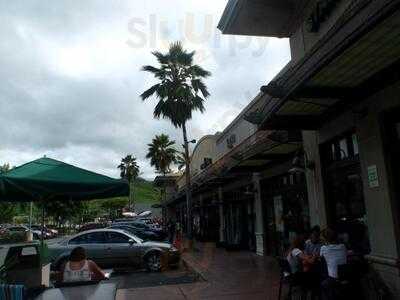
128 239 135 245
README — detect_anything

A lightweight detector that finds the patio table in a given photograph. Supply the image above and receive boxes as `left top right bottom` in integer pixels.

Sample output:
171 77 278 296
34 282 117 300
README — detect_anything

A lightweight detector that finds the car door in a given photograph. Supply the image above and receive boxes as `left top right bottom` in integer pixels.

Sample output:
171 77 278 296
68 232 107 266
104 231 141 266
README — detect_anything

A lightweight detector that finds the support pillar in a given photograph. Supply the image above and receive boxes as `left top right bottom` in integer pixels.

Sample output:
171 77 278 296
253 173 264 256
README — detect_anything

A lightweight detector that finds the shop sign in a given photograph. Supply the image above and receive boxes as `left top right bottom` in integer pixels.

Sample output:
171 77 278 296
367 165 379 188
307 0 341 32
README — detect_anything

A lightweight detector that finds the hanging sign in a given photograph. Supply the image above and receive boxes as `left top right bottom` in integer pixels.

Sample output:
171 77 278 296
367 165 379 188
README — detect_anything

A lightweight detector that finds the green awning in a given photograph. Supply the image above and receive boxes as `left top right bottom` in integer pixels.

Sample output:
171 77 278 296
0 157 129 202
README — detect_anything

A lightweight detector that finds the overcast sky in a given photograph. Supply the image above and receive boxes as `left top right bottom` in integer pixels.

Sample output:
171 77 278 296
0 0 290 179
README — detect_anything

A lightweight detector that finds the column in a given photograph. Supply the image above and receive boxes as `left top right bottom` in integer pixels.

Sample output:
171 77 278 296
253 173 264 256
302 130 328 228
218 187 224 243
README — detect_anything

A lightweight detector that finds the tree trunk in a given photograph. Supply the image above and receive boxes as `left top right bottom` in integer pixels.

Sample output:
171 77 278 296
129 179 135 212
182 122 193 240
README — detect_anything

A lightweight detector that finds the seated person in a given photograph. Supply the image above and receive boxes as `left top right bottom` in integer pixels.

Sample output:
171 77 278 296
320 228 347 300
60 247 105 283
305 225 322 256
286 235 318 290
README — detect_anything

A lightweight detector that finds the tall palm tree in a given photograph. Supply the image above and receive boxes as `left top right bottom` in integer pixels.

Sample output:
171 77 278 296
146 134 177 225
146 134 177 175
118 155 140 212
141 41 211 239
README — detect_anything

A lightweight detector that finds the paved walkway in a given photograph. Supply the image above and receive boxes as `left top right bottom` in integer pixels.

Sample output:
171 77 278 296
116 244 281 300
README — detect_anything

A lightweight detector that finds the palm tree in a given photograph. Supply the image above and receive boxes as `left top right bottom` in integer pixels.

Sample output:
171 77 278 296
146 134 177 225
146 134 177 175
141 41 211 239
118 155 140 212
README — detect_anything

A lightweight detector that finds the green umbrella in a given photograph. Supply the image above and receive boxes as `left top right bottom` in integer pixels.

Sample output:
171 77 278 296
0 157 129 202
0 157 129 246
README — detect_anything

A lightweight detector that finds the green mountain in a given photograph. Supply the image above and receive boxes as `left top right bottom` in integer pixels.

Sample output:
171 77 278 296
133 178 161 204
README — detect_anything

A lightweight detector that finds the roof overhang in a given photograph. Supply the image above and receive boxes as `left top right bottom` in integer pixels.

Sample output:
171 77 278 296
218 0 304 38
257 0 400 130
153 175 179 187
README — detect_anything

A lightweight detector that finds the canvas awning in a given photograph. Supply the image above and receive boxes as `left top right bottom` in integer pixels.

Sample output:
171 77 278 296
254 0 400 130
0 157 129 202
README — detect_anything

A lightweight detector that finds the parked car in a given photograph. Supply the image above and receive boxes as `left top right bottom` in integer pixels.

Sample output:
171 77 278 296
48 229 180 272
6 225 41 239
46 225 59 237
113 221 166 240
78 222 107 232
29 225 54 239
108 224 161 241
136 218 162 231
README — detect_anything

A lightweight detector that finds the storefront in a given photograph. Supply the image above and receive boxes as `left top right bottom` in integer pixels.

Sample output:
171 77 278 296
320 131 370 254
261 172 309 257
223 186 255 251
192 193 220 242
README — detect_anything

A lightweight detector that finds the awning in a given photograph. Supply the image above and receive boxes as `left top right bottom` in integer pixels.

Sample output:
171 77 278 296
255 0 400 130
218 0 306 38
0 157 129 202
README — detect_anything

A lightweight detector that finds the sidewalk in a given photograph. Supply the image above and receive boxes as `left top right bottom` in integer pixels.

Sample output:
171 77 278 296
116 243 281 300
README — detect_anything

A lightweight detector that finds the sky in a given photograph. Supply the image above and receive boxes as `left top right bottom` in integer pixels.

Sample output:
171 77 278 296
0 0 291 180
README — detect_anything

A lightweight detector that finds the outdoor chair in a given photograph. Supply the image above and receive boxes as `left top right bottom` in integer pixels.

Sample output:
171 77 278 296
277 257 299 300
0 284 24 300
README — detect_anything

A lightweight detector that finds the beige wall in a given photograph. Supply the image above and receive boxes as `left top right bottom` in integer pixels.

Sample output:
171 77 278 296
190 135 219 177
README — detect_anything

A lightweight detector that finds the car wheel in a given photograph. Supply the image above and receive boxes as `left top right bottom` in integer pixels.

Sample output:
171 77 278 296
145 252 162 272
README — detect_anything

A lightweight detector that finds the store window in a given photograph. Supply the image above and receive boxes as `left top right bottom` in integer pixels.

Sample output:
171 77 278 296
321 131 370 254
326 131 359 163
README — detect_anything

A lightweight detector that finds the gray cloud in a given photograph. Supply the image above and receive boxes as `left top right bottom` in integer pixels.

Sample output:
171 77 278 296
0 0 290 179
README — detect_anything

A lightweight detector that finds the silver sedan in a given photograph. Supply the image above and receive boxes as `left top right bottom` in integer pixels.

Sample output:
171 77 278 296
48 228 180 272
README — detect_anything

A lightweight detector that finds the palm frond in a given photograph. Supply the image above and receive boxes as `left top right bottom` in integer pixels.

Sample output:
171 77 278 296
141 65 161 74
140 84 160 101
190 65 211 78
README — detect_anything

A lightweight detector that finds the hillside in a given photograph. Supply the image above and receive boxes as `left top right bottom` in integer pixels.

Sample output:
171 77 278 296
133 178 161 204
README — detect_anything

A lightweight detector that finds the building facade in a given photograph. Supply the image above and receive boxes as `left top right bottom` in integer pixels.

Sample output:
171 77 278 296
219 0 400 295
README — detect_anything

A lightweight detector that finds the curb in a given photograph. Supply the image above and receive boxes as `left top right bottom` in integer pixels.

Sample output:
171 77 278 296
182 256 207 282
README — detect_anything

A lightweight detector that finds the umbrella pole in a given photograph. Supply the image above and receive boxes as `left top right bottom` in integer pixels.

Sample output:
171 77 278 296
41 200 45 246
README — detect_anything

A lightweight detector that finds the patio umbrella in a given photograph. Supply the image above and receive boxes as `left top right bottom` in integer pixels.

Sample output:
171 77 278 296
0 157 129 242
